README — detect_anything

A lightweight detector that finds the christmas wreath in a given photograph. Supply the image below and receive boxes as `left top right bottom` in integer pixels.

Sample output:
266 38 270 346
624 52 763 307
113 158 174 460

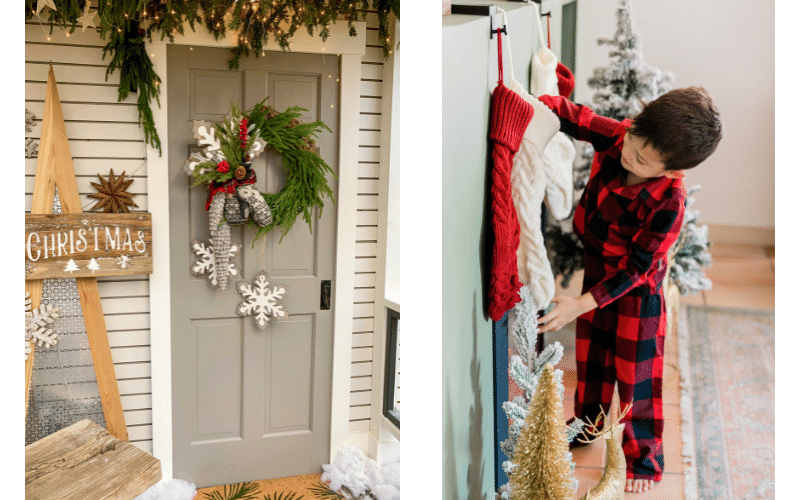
185 99 335 290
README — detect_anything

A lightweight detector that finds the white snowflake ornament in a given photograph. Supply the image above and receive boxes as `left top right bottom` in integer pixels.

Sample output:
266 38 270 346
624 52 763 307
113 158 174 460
25 292 59 360
191 240 239 289
235 271 288 329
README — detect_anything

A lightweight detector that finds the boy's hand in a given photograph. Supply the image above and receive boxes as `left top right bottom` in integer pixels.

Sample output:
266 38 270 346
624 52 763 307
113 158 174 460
538 293 598 332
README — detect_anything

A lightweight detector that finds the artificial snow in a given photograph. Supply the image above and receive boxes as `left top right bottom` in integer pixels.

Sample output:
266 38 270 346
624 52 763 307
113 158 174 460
321 444 400 500
133 479 196 500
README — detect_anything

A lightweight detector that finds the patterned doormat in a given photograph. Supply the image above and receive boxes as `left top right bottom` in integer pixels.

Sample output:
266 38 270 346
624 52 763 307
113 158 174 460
678 305 775 499
195 474 344 500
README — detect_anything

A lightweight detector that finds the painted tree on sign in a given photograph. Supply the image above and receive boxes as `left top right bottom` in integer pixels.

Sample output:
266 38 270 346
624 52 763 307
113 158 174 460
63 259 79 273
87 258 100 273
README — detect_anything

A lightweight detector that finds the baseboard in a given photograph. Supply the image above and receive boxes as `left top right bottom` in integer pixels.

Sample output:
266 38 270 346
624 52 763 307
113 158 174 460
705 224 774 247
346 432 370 454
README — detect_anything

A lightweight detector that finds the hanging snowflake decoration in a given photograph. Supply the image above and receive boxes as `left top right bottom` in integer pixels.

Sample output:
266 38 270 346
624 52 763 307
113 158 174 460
26 109 39 158
191 240 240 290
25 292 59 360
235 271 288 329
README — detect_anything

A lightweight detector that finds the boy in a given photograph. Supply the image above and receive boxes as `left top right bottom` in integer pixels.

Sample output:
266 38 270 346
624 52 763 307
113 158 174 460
536 87 723 493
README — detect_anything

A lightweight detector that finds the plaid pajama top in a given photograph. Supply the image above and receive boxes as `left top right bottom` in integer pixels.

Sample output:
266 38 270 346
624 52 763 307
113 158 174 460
538 95 686 304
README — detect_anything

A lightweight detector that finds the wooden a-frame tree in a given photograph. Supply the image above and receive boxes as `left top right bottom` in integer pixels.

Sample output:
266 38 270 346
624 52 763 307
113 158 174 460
25 65 135 441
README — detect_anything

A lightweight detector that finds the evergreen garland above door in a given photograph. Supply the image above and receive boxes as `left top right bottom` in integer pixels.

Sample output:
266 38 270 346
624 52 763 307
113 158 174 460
25 0 400 154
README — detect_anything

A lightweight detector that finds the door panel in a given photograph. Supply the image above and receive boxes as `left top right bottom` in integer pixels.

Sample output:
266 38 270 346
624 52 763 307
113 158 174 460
267 316 314 430
191 70 243 117
167 44 338 487
195 319 242 438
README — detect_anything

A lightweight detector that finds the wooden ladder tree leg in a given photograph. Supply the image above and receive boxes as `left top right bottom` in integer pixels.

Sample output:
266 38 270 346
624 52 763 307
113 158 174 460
77 278 129 441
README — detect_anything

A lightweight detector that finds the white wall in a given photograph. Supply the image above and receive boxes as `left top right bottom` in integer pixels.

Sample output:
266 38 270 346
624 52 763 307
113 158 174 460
574 0 774 230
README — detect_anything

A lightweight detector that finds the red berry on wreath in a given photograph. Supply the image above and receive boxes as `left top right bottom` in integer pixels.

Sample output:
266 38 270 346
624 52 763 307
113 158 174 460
217 160 230 173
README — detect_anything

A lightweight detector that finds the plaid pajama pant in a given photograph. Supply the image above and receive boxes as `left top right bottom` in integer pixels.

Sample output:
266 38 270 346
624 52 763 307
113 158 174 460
575 251 667 481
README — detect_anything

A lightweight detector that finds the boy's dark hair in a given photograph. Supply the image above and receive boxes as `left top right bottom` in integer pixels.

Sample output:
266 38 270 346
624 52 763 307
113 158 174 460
628 86 723 171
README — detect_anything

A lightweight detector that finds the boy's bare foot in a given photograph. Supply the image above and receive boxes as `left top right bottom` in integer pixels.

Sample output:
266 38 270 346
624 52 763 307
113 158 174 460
625 479 655 493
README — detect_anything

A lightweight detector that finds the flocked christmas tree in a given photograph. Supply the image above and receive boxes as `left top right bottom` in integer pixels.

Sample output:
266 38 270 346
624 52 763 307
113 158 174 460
496 287 583 500
545 0 675 288
669 185 713 296
509 363 576 500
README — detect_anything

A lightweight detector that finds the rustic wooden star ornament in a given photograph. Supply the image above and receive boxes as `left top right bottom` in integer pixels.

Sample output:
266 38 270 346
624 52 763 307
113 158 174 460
88 169 139 213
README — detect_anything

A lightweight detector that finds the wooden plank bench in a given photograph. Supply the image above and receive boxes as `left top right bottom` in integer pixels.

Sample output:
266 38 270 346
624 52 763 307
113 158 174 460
25 419 161 500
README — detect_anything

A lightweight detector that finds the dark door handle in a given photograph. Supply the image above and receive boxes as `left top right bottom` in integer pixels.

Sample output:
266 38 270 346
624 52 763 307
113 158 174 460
320 280 331 310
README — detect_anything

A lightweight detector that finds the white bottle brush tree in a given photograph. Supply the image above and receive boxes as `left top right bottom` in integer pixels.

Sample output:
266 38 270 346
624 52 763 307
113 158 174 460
546 0 675 288
669 185 713 296
496 287 584 500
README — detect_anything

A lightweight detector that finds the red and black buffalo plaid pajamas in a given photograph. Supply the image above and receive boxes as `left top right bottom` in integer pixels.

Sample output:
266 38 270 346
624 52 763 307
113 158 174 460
539 95 686 481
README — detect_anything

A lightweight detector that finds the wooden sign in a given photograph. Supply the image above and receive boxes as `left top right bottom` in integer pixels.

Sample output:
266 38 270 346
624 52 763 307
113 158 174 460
25 213 153 280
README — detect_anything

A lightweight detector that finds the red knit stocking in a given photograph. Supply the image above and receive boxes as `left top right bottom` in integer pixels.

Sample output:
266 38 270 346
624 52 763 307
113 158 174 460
488 83 534 321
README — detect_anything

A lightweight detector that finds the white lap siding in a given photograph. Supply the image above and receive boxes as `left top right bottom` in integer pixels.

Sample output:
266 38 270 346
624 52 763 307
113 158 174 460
349 11 386 434
25 11 387 450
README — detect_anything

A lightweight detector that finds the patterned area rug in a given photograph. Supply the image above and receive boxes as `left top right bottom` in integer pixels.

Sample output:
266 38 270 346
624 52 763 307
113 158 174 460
679 305 775 500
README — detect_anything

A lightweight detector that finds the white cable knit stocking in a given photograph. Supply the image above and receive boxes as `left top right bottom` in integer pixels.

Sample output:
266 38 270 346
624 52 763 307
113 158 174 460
532 47 575 221
507 77 560 311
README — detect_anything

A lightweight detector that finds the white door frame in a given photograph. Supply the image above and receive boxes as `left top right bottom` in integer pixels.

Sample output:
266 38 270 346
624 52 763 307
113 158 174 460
145 24 365 480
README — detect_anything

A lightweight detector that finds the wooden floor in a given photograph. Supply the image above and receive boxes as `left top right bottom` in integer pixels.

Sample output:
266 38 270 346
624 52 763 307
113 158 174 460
549 242 774 498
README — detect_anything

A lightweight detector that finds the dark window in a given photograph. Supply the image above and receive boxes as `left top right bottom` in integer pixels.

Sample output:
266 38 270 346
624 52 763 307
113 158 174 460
561 1 578 78
383 308 400 428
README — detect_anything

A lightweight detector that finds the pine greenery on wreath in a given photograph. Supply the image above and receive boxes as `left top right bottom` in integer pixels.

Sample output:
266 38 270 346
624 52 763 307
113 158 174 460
188 99 335 243
26 0 400 154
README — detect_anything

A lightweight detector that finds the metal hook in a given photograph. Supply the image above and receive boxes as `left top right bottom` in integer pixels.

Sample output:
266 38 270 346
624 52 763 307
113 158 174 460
530 0 550 16
449 4 504 39
490 16 507 39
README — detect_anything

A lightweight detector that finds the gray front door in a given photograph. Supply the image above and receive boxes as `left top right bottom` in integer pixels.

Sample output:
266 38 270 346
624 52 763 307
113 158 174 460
167 45 339 487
